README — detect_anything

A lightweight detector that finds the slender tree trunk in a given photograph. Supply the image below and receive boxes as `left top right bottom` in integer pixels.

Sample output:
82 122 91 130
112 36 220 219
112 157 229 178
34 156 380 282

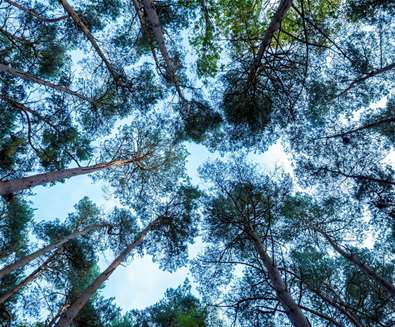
0 158 136 195
0 64 91 102
0 251 58 304
4 0 68 23
247 0 293 86
322 117 395 140
0 223 106 279
317 166 395 186
298 305 342 327
132 0 164 76
58 0 121 83
140 0 188 107
54 218 161 327
247 228 311 327
338 62 395 97
304 281 364 327
318 230 395 297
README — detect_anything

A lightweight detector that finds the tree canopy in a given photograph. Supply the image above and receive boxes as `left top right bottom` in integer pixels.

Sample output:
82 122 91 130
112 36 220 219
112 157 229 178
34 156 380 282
0 0 394 326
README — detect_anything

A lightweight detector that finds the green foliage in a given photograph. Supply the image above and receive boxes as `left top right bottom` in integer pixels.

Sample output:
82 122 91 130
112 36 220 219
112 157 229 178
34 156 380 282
223 75 273 134
128 280 207 327
178 100 222 143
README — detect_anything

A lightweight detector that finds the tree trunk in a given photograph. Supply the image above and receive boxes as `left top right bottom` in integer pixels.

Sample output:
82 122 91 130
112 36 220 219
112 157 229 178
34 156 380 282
0 63 91 102
247 0 293 86
0 251 58 304
140 0 188 108
58 0 121 83
247 228 311 327
319 230 395 297
0 158 136 195
0 223 106 279
54 218 161 327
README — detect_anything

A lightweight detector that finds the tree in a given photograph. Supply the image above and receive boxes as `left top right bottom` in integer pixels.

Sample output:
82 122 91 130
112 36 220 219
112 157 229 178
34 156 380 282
54 184 200 326
194 159 310 326
127 280 207 327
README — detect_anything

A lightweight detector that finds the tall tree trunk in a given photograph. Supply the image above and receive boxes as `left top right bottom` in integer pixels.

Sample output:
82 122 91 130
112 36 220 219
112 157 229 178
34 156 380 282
247 0 293 86
0 250 58 304
247 228 311 327
0 63 91 102
0 223 106 279
318 229 395 297
54 218 161 327
140 0 188 108
58 0 121 84
0 158 137 195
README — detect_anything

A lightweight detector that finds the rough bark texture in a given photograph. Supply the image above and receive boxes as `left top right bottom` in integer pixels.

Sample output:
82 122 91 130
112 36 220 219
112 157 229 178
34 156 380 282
0 63 91 102
248 228 311 327
54 218 161 327
320 230 395 297
0 159 135 195
58 0 121 83
0 224 105 279
247 0 293 85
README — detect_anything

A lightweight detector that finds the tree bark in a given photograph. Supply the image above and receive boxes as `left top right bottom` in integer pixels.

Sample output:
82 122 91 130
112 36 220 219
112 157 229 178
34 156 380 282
58 0 121 84
247 228 311 327
318 230 395 298
0 158 137 195
0 224 106 279
0 251 58 304
54 218 161 327
247 0 293 86
0 64 91 102
140 0 188 108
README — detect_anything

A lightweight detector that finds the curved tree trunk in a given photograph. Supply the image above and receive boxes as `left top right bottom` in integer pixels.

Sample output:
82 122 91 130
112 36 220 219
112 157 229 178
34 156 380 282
0 250 58 304
0 158 136 195
54 218 161 327
0 223 106 279
0 63 91 102
248 228 311 327
319 230 395 298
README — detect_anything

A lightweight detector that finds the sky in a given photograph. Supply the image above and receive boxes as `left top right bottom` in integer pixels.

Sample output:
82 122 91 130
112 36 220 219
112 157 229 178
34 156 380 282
29 141 290 312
